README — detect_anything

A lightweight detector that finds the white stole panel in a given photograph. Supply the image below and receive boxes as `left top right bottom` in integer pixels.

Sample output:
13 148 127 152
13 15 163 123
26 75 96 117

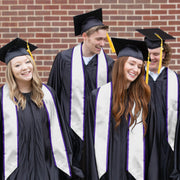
127 105 144 180
167 69 179 151
70 43 108 140
2 84 18 180
42 85 71 176
94 82 111 178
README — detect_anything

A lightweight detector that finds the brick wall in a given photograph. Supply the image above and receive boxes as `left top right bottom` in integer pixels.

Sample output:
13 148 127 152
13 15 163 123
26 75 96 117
0 0 180 86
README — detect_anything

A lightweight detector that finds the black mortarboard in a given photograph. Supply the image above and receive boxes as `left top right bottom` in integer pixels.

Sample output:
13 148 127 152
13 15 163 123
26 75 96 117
73 8 104 36
136 28 175 49
0 38 37 64
111 37 148 61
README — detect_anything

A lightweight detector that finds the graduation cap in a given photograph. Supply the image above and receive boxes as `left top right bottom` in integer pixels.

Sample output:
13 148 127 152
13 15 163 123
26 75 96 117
136 28 175 49
0 37 37 64
136 28 175 74
112 37 150 83
73 8 104 36
111 37 148 61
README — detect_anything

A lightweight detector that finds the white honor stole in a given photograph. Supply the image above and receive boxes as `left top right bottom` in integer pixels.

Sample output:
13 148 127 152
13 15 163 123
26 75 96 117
2 84 71 179
167 69 179 151
94 82 144 180
70 43 108 140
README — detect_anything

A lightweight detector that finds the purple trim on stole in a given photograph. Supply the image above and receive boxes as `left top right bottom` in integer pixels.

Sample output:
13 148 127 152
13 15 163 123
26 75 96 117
1 86 5 179
2 85 19 179
81 45 86 140
93 88 100 142
126 115 131 171
166 69 169 141
106 83 112 171
143 126 145 179
96 50 108 88
43 84 71 174
69 47 74 126
177 73 180 127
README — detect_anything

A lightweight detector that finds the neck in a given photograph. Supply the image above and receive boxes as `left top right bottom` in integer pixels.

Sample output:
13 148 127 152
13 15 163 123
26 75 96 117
82 43 95 57
17 81 32 93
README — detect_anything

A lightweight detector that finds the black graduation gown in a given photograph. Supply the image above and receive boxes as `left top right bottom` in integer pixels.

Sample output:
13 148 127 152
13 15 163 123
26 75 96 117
0 85 82 180
170 116 180 180
148 67 180 180
47 47 114 127
84 88 159 180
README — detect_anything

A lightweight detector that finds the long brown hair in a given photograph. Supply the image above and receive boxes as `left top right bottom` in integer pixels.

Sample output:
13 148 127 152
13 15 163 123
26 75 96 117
111 56 151 134
5 55 44 110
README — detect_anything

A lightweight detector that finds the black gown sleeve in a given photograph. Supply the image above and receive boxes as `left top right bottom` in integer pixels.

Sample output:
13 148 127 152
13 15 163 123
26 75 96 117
47 52 63 101
0 88 3 179
83 88 100 180
146 97 160 180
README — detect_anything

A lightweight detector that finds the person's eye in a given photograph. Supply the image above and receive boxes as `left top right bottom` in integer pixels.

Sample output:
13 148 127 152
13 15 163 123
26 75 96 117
26 60 31 64
15 64 20 67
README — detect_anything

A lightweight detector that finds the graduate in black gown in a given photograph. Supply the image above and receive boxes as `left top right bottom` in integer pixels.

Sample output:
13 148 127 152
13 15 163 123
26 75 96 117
0 38 83 180
136 28 180 180
47 8 114 141
84 38 159 180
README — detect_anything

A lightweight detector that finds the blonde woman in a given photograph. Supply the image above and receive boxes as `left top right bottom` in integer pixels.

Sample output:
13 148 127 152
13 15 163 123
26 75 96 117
0 38 82 180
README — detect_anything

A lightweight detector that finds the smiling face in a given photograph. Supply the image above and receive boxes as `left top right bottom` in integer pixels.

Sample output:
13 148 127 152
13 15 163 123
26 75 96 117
124 57 143 88
11 55 33 86
148 47 165 73
82 29 107 57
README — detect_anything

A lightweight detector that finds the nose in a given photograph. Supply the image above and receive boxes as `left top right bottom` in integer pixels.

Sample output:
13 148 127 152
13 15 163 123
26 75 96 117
150 53 155 60
22 63 28 70
100 40 105 47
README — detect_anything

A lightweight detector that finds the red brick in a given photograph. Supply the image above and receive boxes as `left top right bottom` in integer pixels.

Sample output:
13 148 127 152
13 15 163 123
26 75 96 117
2 0 17 4
152 0 167 2
135 0 150 3
52 0 67 3
19 0 34 4
143 16 159 20
69 0 84 3
36 0 51 4
85 0 100 3
135 10 151 15
169 10 180 14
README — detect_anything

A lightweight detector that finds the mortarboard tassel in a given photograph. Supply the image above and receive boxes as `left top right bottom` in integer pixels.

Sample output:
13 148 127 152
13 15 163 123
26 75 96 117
26 40 36 65
106 33 115 53
154 33 163 74
145 52 150 84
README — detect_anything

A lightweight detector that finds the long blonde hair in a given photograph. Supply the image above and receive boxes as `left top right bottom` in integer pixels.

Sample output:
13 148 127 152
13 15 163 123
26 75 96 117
5 55 44 110
112 56 151 134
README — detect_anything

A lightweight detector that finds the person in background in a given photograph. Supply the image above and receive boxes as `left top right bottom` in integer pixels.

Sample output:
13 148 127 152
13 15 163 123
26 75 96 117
136 28 179 180
47 8 114 141
0 38 83 180
84 38 159 180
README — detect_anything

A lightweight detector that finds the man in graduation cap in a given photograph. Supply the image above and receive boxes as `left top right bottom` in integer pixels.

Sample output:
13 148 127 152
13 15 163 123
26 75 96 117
136 28 180 180
0 38 83 180
84 37 159 180
47 8 114 141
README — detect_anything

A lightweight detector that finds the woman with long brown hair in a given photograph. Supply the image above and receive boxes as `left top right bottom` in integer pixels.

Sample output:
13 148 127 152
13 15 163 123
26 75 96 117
0 38 83 180
84 38 159 180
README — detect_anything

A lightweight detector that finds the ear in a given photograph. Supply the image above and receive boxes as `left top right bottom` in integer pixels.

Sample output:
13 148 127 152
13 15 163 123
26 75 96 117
82 32 87 40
